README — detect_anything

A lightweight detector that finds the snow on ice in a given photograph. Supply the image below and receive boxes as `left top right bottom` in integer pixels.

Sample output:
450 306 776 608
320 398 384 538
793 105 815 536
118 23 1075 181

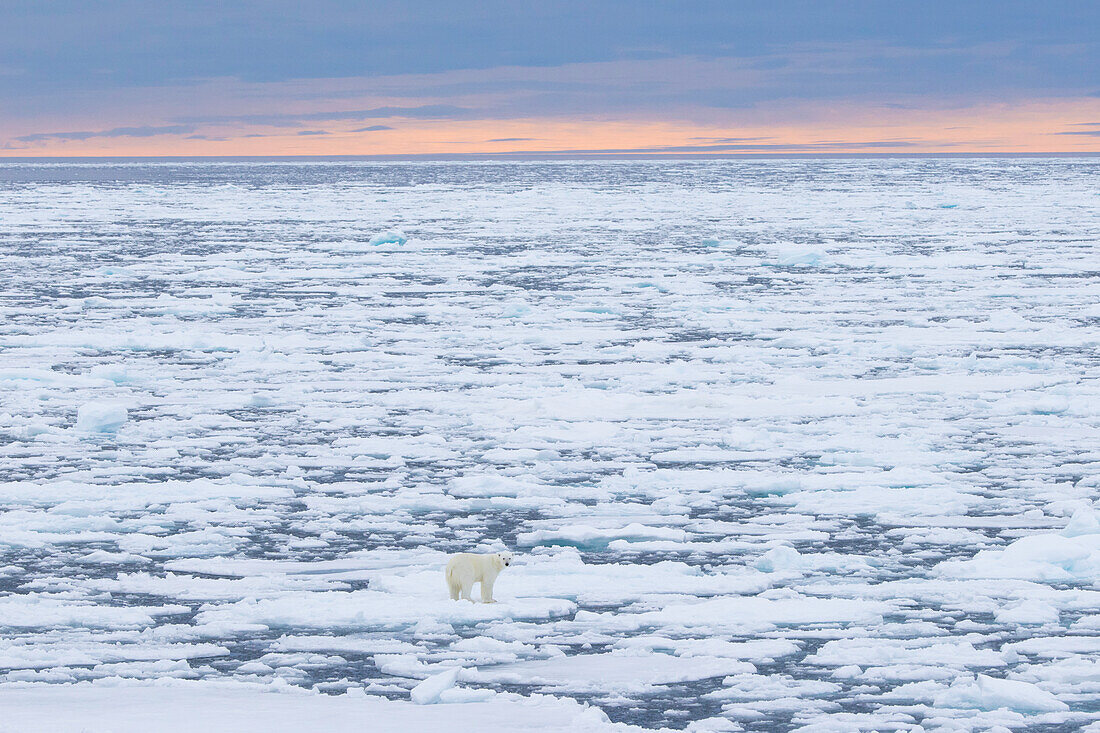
0 159 1098 730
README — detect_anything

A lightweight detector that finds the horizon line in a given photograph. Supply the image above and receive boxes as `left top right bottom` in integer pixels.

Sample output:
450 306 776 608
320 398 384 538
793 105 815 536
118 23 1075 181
2 151 1099 163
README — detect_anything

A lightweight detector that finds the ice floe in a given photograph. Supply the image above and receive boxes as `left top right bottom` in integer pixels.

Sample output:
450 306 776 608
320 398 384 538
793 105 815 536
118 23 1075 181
1 159 1098 730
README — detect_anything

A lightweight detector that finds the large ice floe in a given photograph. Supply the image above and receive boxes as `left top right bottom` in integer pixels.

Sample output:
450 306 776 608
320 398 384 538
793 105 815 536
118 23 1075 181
0 159 1098 730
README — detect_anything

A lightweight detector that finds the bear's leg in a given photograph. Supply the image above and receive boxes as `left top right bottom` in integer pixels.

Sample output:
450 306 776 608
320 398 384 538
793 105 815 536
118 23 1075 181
460 580 474 601
480 577 496 603
447 577 460 600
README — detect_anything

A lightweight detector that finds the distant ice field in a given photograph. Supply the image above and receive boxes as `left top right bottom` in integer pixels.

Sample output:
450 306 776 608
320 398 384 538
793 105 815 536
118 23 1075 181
0 159 1098 731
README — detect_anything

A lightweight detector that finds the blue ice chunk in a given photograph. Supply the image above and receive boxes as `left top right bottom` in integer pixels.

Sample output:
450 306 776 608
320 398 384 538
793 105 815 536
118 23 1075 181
75 402 128 434
368 230 408 246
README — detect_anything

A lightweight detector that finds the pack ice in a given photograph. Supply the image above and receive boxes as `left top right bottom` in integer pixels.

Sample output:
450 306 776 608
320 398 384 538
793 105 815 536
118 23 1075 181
0 159 1098 731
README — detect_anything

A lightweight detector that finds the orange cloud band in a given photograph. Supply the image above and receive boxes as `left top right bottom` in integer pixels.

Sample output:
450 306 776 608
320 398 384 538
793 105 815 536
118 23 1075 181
4 98 1100 157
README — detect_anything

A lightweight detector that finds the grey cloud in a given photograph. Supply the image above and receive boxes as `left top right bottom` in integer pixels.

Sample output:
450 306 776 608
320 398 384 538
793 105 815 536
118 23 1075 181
175 105 479 127
15 124 195 142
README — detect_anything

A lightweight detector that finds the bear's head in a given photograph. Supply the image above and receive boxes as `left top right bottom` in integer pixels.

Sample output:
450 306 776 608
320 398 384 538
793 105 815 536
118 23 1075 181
496 551 514 569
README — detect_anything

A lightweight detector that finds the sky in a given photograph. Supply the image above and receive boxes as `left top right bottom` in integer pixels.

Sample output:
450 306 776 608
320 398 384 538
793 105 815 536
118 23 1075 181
2 0 1099 157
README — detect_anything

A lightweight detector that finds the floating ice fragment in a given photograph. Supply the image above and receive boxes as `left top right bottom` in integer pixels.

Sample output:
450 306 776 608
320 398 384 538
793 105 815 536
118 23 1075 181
413 618 455 639
1072 615 1100 631
469 652 754 693
933 674 1068 713
437 687 496 703
500 301 532 318
936 529 1100 581
1020 396 1071 415
75 401 129 433
1062 507 1100 537
769 247 825 267
81 550 148 565
0 680 619 730
805 638 1005 668
88 365 137 384
410 666 461 704
81 296 113 309
994 600 1059 625
754 545 802 572
516 523 687 549
984 309 1032 331
236 661 275 675
832 665 863 679
744 478 802 497
193 590 575 629
573 706 613 725
368 230 408 246
92 265 138 278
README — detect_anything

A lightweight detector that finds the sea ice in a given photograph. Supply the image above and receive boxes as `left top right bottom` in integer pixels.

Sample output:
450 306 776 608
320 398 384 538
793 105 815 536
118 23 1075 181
410 666 461 704
516 523 688 548
933 674 1070 713
74 401 129 433
367 230 408 246
993 600 1060 625
770 247 826 267
2 159 1098 730
0 680 639 732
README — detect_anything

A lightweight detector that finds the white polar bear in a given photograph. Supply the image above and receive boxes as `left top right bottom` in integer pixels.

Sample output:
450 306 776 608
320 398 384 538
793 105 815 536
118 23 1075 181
445 551 513 603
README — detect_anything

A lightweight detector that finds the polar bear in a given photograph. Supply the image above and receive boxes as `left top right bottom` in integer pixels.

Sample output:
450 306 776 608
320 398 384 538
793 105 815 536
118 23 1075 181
445 551 513 603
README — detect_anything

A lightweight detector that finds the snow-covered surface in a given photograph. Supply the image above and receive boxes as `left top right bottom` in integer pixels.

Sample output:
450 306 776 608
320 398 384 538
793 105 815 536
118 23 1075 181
0 159 1098 730
0 679 633 732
